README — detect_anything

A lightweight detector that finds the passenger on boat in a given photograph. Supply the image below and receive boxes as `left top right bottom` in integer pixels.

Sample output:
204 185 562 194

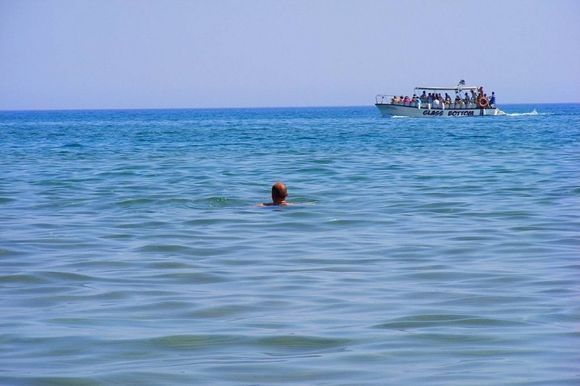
403 96 411 105
489 92 496 107
464 93 471 105
470 89 477 103
444 93 452 108
477 87 486 106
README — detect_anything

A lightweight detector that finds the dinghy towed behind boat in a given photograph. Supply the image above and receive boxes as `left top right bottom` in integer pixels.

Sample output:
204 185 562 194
375 80 505 118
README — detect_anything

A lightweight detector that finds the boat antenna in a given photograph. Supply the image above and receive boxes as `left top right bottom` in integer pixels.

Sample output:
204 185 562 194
457 79 466 94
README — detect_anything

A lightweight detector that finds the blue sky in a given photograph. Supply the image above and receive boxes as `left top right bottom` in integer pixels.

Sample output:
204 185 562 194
1 0 579 110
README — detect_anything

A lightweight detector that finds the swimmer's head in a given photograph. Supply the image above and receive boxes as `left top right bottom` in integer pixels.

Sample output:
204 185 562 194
271 182 288 204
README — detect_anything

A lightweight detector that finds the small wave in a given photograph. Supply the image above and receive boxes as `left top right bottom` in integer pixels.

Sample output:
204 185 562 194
61 143 84 148
116 197 155 206
257 335 350 351
204 196 244 208
136 244 197 253
139 334 243 350
374 314 526 330
0 247 26 257
141 269 227 284
0 273 48 285
0 197 15 204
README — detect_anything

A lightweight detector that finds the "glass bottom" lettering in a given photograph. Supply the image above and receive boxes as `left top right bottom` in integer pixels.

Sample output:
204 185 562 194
422 110 476 117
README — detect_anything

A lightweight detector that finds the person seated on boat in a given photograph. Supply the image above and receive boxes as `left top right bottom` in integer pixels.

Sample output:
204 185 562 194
391 96 398 104
470 89 477 104
454 95 462 108
403 96 411 105
489 92 496 107
444 93 452 108
414 95 422 108
259 182 289 206
440 95 447 110
465 93 473 108
420 91 427 102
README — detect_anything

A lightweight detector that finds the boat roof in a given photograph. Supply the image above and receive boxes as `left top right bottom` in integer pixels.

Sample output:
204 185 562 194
415 86 479 91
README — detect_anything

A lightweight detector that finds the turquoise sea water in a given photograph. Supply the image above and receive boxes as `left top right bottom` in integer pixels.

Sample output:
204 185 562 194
1 104 579 385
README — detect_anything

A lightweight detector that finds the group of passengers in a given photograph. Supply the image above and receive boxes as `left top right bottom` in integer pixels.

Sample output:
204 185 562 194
391 87 496 109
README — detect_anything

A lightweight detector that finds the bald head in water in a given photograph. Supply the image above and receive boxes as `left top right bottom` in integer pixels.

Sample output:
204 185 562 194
271 182 288 205
258 182 289 206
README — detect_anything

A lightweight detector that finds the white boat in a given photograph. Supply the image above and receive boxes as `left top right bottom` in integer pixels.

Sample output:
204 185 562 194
375 80 505 118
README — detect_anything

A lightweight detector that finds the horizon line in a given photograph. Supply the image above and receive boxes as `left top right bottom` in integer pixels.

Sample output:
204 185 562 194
1 102 579 114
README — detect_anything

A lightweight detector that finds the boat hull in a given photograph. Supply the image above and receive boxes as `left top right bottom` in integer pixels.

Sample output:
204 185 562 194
375 103 504 118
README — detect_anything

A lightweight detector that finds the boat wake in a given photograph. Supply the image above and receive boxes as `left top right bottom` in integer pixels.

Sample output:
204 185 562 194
505 109 541 117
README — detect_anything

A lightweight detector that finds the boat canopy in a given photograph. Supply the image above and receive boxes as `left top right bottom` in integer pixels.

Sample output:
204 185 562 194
415 86 479 91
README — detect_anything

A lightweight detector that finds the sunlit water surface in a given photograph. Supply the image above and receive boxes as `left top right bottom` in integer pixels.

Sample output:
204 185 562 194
1 105 579 385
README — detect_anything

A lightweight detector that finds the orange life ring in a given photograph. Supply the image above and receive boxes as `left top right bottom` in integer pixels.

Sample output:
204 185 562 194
477 96 490 108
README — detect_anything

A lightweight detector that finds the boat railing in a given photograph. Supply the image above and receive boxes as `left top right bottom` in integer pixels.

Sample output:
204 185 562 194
375 95 394 104
376 94 488 110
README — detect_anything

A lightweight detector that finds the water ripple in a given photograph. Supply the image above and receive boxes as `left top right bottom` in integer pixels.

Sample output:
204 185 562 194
1 105 579 385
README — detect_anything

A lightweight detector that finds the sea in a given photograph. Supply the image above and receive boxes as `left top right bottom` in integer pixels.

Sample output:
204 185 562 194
0 104 579 385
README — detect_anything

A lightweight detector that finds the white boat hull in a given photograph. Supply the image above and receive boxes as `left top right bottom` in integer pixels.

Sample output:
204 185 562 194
375 103 505 118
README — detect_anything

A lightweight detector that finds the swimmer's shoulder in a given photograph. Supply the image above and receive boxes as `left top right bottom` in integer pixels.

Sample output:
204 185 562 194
257 201 291 207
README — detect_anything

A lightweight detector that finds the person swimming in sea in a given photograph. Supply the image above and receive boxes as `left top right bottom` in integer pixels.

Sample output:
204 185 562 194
259 182 289 206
